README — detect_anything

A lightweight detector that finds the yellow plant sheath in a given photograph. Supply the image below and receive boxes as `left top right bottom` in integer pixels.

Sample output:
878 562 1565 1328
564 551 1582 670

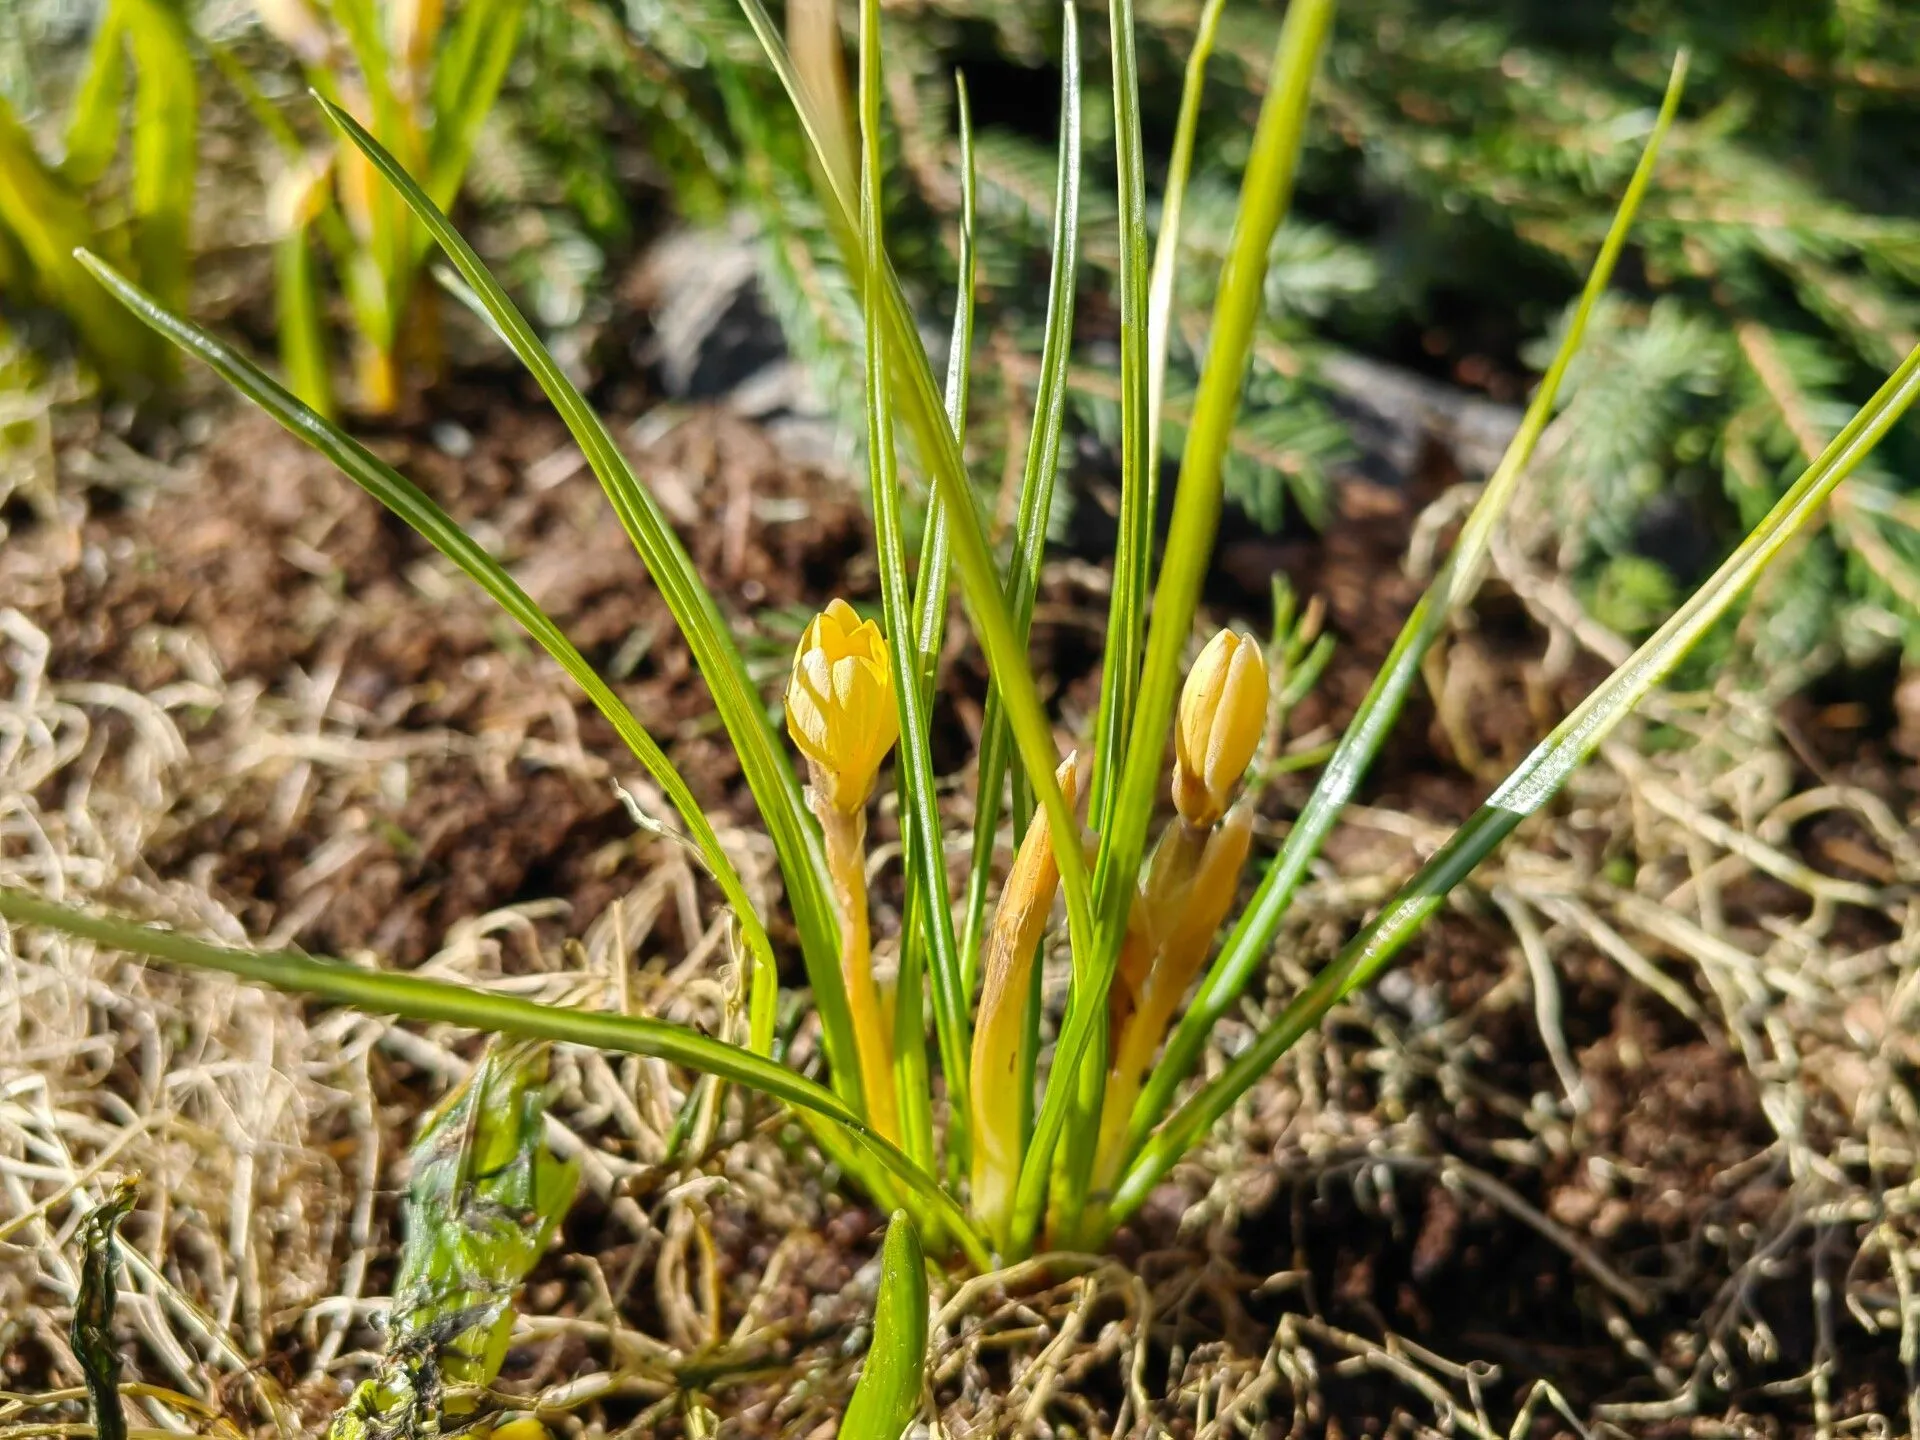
970 754 1079 1249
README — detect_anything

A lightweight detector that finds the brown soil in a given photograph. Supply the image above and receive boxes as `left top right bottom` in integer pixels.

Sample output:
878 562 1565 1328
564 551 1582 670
5 376 1917 1437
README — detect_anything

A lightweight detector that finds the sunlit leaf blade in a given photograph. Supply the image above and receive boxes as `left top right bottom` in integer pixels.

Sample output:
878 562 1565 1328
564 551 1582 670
425 0 527 215
304 94 857 1106
896 78 975 1124
0 886 991 1272
61 4 127 189
276 222 334 420
1145 0 1228 476
0 102 154 377
960 9 1081 1003
839 1211 929 1440
122 0 196 319
75 251 782 1057
1112 331 1920 1226
908 72 974 703
71 1178 139 1440
1088 0 1152 841
1125 51 1692 1161
1010 0 1337 1259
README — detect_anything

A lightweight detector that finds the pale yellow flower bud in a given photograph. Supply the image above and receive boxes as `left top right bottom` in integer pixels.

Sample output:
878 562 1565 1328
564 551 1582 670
785 598 899 813
1172 628 1268 828
268 152 332 237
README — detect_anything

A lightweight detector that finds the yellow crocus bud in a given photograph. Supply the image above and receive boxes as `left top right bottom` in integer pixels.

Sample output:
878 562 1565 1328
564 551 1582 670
268 152 332 237
489 1420 550 1440
785 599 899 813
1171 628 1268 828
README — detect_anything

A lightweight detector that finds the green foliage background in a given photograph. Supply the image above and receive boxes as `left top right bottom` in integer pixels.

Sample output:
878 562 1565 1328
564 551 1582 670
503 0 1920 670
4 0 1918 665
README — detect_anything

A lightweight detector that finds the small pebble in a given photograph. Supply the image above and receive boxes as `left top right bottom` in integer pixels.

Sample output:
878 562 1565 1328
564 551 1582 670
432 421 476 458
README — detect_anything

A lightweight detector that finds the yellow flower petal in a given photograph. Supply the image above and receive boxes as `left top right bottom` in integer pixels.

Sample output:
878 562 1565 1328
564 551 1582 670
1173 628 1268 827
784 599 900 812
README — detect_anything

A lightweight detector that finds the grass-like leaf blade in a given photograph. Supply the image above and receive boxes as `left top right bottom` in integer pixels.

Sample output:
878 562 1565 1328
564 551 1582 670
0 101 155 377
0 886 990 1271
840 1211 929 1440
959 7 1081 1003
857 0 962 1170
734 0 1096 1035
1145 0 1228 475
1087 0 1152 840
122 0 196 318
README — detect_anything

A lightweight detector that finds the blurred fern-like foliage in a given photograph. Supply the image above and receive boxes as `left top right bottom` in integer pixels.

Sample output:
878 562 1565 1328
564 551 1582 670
545 0 1920 667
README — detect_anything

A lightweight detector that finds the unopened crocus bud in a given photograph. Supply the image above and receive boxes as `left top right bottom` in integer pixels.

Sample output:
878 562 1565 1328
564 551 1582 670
785 599 899 813
1172 628 1268 828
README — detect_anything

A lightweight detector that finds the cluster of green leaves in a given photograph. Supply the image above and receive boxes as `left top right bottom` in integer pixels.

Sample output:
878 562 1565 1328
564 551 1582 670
0 0 195 384
578 0 1920 670
230 0 527 416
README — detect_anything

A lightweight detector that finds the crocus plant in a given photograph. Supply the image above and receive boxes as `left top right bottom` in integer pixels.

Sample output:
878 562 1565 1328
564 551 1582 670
7 0 1920 1283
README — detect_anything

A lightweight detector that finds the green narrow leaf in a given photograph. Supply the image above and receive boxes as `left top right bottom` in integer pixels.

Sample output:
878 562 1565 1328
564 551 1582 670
959 7 1081 1003
425 0 527 215
77 250 782 1061
895 74 975 1179
61 2 128 189
0 886 991 1272
1075 0 1231 1217
0 101 153 377
1087 0 1153 841
276 220 334 420
1112 330 1920 1227
122 0 196 318
1145 0 1228 475
1011 0 1336 1259
71 1178 139 1440
840 1211 929 1440
303 96 856 1109
1125 51 1693 1163
328 0 409 315
857 0 952 1171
